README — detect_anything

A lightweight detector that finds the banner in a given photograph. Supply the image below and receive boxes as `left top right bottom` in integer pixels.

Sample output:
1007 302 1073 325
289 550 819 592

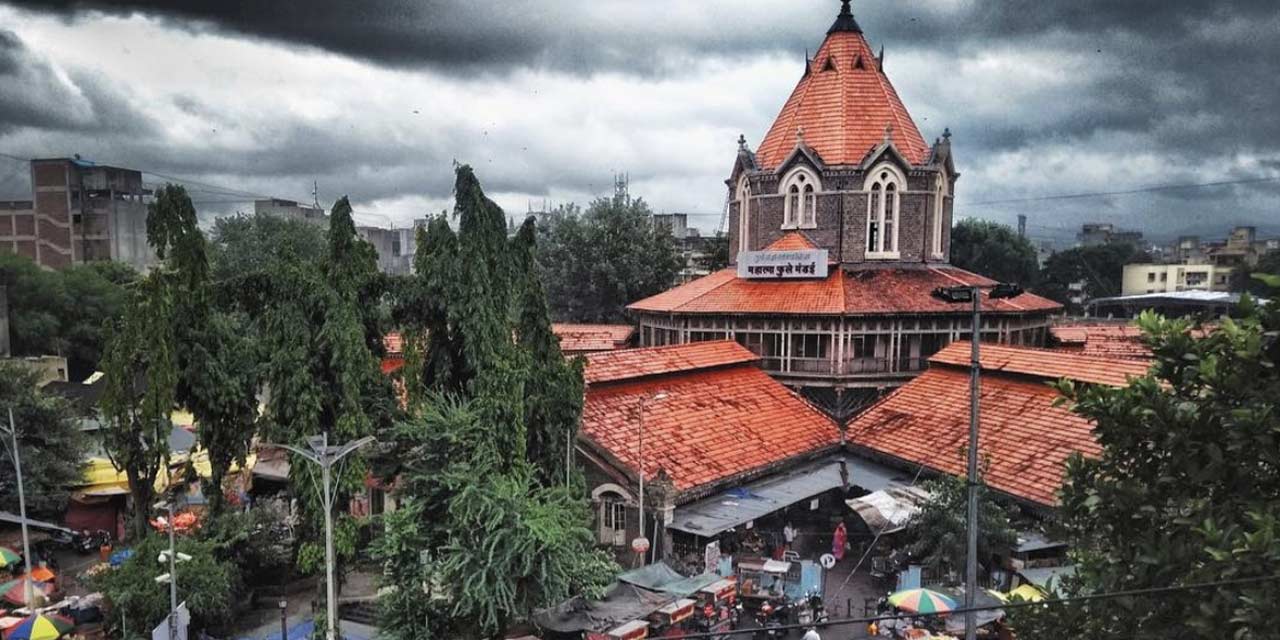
737 249 828 279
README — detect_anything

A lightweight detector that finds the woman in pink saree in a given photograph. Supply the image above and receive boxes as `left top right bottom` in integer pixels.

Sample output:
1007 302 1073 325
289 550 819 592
832 521 848 561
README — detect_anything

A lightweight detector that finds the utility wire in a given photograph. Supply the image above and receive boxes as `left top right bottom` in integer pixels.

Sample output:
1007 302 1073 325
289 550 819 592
673 573 1280 639
962 175 1280 207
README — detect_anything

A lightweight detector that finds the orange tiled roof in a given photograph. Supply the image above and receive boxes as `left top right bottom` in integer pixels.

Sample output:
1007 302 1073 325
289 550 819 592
583 341 758 385
754 28 930 170
929 341 1151 387
552 323 636 354
764 232 820 251
850 343 1148 506
1050 323 1151 361
628 266 1062 316
582 357 840 493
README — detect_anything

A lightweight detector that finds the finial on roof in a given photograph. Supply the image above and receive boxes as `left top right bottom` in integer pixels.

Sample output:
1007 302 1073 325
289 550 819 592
828 0 862 34
943 127 952 140
878 44 885 71
737 134 747 150
797 126 805 143
883 124 894 143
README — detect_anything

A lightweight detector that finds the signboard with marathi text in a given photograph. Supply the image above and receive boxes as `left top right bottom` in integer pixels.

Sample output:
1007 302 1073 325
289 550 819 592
737 249 829 279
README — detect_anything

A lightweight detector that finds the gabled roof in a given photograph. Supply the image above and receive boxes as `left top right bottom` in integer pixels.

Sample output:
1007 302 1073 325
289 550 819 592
552 323 636 354
581 343 840 494
764 231 819 251
627 265 1062 316
848 344 1147 507
753 6 930 170
583 340 758 385
929 342 1151 387
1049 323 1152 361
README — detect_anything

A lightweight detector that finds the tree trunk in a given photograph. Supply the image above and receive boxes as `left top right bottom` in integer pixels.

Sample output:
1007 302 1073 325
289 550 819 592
126 467 154 541
207 466 226 517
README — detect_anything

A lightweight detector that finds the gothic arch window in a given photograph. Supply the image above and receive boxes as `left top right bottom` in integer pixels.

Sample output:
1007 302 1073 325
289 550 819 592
931 171 948 258
737 176 751 254
865 164 904 258
781 167 820 229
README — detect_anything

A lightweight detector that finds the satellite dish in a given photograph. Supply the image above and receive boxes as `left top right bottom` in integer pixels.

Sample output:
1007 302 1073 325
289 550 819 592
820 553 837 569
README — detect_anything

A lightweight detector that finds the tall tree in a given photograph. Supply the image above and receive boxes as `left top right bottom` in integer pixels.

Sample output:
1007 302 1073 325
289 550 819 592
1009 292 1280 638
1229 250 1280 296
207 212 328 285
1035 243 1149 313
904 474 1018 579
0 362 86 518
537 197 681 323
949 219 1039 286
378 167 617 639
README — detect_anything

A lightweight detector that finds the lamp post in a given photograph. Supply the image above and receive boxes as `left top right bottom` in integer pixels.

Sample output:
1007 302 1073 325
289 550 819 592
931 282 1022 640
154 495 191 640
279 599 289 640
264 434 375 640
633 391 668 566
1 408 34 606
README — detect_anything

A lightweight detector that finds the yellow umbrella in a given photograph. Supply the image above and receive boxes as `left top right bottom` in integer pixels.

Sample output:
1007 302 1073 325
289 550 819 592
1007 583 1045 602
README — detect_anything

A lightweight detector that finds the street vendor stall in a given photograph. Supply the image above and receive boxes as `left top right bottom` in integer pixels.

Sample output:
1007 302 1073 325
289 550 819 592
735 558 791 606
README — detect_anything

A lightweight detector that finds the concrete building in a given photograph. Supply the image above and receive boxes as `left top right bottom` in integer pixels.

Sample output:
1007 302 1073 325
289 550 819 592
0 158 155 271
253 198 326 224
627 1 1061 420
651 213 698 241
356 224 419 275
1121 262 1233 295
1077 222 1143 248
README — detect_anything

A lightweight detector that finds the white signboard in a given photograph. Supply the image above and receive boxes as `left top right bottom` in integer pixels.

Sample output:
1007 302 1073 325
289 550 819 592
704 540 721 574
737 249 829 279
152 602 189 640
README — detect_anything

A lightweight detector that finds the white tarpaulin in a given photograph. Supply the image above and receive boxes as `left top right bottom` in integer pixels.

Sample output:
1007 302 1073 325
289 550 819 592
845 486 931 533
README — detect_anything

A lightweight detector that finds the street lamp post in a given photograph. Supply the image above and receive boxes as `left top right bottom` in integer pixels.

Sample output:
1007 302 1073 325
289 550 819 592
633 391 668 566
2 408 34 606
931 283 1022 640
264 434 375 640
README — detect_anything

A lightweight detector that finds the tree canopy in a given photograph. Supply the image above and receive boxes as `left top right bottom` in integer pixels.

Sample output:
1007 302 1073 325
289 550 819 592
1035 243 1149 313
536 197 681 323
207 211 327 285
0 252 135 380
904 474 1018 578
377 167 617 639
1009 292 1280 638
949 219 1039 287
0 361 86 519
1230 250 1280 296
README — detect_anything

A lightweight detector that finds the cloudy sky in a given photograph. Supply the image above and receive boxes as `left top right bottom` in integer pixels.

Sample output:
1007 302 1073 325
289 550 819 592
1 0 1278 244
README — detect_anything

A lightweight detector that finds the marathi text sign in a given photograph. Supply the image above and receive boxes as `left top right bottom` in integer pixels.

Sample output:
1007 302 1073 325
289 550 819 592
737 249 829 279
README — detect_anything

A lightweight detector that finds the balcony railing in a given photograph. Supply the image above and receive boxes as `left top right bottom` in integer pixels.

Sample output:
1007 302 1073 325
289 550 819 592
756 356 931 377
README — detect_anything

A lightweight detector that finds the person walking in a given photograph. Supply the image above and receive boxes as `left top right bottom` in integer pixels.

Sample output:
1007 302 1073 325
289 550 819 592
802 627 821 640
783 522 797 552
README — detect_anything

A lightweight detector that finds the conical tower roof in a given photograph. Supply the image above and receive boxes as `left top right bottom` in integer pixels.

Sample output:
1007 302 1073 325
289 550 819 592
754 0 930 170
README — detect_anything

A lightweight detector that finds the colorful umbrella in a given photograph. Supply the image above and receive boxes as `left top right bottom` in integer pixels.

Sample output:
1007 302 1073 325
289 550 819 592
887 588 958 614
0 577 54 606
1 613 74 640
0 548 19 569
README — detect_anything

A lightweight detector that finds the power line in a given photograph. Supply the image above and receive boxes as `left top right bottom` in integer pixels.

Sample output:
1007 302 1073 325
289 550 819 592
675 573 1280 639
962 175 1280 207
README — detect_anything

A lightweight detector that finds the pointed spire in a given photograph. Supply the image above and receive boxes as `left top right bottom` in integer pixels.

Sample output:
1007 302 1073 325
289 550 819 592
803 48 811 77
828 0 862 34
878 44 885 71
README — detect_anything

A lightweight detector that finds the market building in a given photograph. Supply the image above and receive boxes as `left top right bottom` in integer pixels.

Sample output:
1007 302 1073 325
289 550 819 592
627 0 1061 421
576 341 899 568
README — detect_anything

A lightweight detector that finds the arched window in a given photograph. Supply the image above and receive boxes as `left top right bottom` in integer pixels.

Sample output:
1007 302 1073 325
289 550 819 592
597 491 627 546
737 176 751 254
781 167 820 229
931 172 948 258
865 164 903 257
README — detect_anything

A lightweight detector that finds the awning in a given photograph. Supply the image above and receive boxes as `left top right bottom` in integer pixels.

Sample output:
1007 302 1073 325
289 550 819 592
668 454 903 536
844 485 931 534
1014 531 1068 554
1019 565 1075 593
534 582 674 634
617 563 721 597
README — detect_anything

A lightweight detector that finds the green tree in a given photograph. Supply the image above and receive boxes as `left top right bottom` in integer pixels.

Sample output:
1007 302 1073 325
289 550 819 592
89 534 239 637
904 475 1018 578
0 361 86 518
1035 243 1149 313
537 198 681 323
378 167 617 638
696 232 731 273
949 219 1039 287
0 253 134 380
1230 251 1280 296
207 212 328 285
1008 294 1280 638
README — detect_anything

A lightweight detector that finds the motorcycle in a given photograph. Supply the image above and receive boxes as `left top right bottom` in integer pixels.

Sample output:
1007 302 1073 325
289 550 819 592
73 529 111 554
753 601 788 639
796 589 829 626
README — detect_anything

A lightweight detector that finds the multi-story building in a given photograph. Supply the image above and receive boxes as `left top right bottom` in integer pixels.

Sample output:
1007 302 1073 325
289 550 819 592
1077 222 1144 248
1121 262 1233 295
0 158 154 271
626 1 1062 420
357 224 419 275
253 198 326 224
